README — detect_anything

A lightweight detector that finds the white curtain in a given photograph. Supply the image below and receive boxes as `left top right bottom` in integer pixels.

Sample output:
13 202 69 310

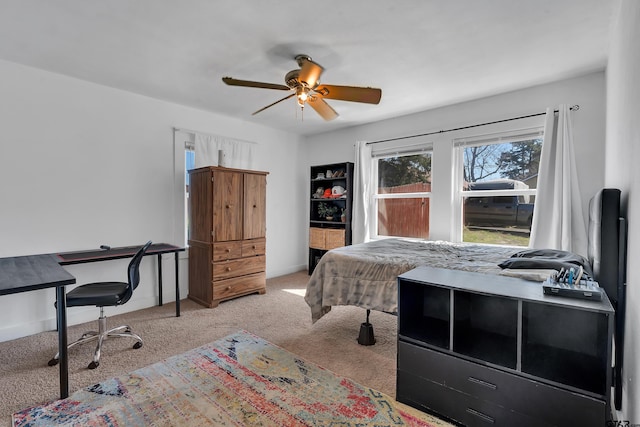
353 141 373 244
194 133 254 169
530 104 588 257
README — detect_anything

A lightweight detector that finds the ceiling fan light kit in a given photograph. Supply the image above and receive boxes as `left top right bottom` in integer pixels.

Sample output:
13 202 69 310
222 54 382 121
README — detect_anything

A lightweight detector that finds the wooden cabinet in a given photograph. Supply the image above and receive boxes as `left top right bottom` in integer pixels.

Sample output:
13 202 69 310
309 162 353 274
188 166 268 307
397 266 614 427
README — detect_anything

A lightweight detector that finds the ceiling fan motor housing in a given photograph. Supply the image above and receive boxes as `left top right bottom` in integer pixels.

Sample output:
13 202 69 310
285 69 302 89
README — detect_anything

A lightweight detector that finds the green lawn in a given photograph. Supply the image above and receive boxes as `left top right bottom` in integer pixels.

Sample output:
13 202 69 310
463 227 530 246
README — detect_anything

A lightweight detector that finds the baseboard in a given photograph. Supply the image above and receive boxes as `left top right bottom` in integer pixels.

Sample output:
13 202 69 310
0 295 165 343
267 264 307 279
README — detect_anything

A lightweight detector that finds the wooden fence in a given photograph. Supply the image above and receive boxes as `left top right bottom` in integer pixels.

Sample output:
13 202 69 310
378 183 431 238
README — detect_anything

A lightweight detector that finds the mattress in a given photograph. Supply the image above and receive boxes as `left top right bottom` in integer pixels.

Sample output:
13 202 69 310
304 238 518 323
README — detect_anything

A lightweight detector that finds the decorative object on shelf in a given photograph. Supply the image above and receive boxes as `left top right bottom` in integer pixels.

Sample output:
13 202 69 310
323 188 332 198
318 202 338 221
326 169 333 178
313 187 324 198
341 208 346 223
331 185 346 198
316 172 325 179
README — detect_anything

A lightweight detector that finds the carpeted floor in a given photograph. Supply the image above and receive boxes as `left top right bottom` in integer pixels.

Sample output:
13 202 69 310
0 271 450 426
13 330 451 426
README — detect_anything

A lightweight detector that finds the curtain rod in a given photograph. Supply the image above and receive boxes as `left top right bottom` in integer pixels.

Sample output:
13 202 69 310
366 105 579 145
173 127 258 145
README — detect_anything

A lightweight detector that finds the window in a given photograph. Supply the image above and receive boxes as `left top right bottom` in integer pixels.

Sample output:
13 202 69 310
456 129 543 246
373 148 432 239
185 147 195 244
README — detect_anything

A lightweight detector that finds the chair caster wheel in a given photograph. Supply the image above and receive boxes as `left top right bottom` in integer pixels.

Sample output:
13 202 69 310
48 358 59 367
88 361 99 369
133 341 143 349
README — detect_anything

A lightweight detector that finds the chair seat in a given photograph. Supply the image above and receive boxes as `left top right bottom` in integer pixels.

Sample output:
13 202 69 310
65 281 129 307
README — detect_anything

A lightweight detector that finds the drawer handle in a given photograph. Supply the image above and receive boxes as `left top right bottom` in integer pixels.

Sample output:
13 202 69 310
225 248 231 252
466 408 495 424
252 245 256 249
468 376 497 390
226 286 231 291
226 267 232 272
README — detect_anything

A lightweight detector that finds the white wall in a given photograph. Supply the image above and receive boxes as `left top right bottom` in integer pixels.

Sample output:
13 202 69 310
304 72 606 241
606 0 640 421
0 59 307 341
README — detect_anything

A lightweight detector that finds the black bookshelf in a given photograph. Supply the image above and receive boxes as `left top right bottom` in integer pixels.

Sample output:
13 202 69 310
308 162 353 274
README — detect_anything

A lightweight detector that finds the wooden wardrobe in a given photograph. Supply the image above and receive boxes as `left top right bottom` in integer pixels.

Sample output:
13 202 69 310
188 166 268 307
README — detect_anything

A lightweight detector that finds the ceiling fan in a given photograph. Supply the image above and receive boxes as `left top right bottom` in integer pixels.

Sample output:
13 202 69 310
222 54 382 121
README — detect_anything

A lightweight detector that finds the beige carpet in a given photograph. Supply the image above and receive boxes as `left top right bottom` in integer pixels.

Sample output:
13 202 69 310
0 271 441 426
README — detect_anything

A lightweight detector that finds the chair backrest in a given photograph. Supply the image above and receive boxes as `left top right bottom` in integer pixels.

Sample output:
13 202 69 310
119 241 152 305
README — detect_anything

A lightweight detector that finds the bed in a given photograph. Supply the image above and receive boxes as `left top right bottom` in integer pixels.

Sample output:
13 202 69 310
305 188 626 408
304 239 518 323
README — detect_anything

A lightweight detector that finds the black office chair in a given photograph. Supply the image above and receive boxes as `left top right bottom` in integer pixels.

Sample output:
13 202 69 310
48 241 152 369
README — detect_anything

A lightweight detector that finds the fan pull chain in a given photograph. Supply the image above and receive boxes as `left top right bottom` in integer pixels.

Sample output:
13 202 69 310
295 104 304 122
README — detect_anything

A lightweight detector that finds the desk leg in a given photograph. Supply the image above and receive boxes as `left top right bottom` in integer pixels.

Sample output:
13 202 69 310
56 285 69 399
175 252 180 317
157 253 163 306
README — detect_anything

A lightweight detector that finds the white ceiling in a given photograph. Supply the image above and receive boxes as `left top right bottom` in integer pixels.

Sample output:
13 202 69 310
0 1 613 136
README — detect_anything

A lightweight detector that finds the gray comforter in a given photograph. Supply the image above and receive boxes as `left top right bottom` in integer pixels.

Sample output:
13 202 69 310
304 238 518 323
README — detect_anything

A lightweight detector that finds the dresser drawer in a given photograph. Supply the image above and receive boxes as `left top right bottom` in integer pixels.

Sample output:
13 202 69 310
212 241 242 261
242 238 265 257
398 341 606 426
213 272 266 301
397 370 547 427
213 255 265 280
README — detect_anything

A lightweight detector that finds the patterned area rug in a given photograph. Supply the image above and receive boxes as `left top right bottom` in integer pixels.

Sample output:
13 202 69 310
13 330 450 426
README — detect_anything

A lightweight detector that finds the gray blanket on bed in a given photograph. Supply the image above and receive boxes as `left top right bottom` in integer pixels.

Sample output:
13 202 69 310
304 238 518 323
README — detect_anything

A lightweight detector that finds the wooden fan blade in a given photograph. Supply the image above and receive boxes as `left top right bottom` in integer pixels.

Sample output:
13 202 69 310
308 97 338 121
298 58 324 88
252 93 296 116
315 84 382 104
222 77 290 91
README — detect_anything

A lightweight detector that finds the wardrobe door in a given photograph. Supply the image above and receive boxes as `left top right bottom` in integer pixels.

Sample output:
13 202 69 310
243 173 267 239
212 170 242 242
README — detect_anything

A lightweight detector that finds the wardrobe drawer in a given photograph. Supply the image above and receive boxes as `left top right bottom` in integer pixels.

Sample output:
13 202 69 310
242 238 265 257
398 341 606 426
213 272 266 301
212 255 265 280
212 241 242 261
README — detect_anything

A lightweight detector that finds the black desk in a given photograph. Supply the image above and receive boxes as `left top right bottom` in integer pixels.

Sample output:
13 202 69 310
55 243 185 317
0 254 76 399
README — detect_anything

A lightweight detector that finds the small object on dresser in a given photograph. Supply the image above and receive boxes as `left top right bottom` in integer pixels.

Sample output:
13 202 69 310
542 276 603 301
